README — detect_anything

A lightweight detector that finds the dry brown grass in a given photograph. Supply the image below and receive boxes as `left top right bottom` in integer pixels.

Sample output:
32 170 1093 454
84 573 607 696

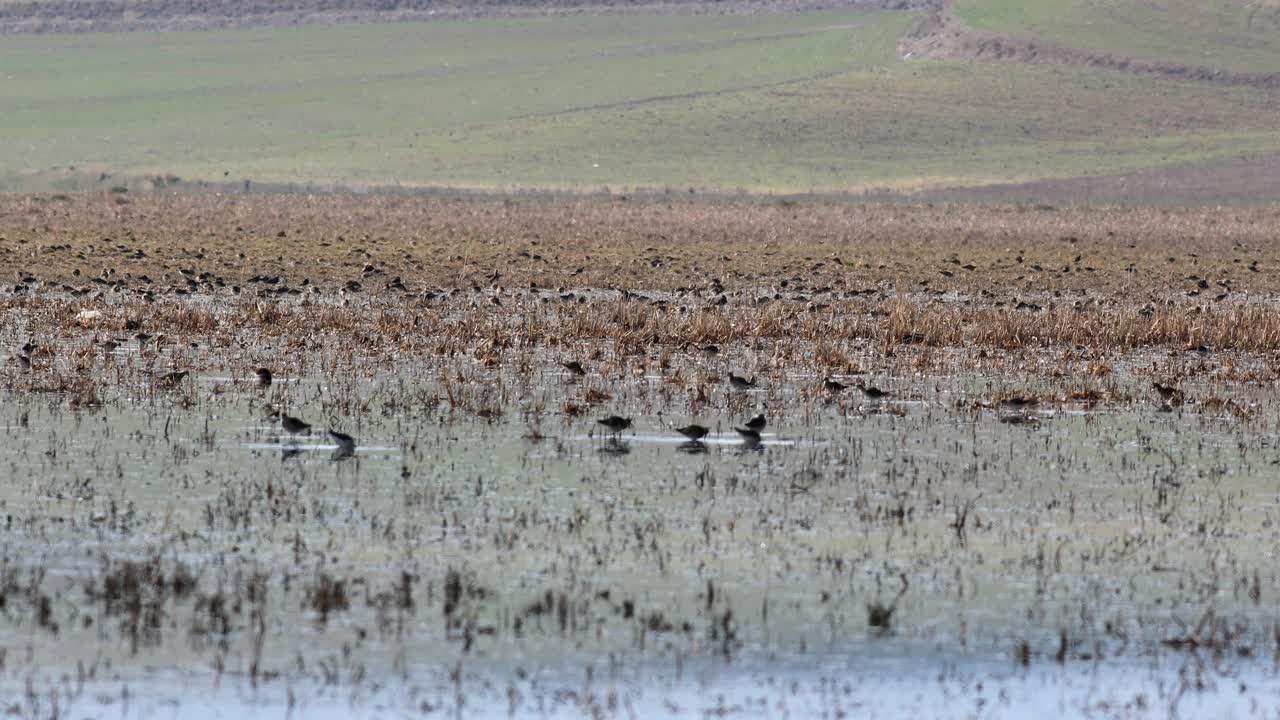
6 193 1280 378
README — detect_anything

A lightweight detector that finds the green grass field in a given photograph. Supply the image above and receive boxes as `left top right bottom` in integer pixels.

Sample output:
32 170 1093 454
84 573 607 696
955 0 1280 74
2 4 1280 194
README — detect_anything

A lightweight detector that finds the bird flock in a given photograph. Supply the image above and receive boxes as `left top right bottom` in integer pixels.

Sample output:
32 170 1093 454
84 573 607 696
591 370 894 451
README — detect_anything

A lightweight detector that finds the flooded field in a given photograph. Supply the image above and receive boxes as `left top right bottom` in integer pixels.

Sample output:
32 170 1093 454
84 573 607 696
2 194 1280 717
3 300 1280 718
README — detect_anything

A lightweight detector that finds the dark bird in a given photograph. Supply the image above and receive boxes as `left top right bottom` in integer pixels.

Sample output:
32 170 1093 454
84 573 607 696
1152 382 1180 401
597 416 632 434
329 429 356 459
824 378 848 392
744 414 767 432
561 360 587 376
858 382 888 399
280 414 312 435
21 341 37 355
728 372 757 390
256 367 273 387
674 424 709 441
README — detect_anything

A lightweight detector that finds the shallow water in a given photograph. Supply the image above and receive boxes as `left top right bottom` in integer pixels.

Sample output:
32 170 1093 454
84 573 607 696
1 359 1279 718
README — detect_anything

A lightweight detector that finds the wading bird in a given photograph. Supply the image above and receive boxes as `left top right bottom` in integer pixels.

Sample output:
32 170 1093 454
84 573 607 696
744 414 766 432
597 416 632 435
280 414 312 435
727 373 757 390
857 382 888 399
329 429 356 459
675 424 709 441
256 368 273 387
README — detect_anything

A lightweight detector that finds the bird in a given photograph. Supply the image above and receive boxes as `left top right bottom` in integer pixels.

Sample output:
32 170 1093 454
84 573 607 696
20 341 37 356
744 414 767 431
674 424 709 441
255 368 273 387
857 382 888 399
329 429 356 459
1152 382 1180 401
597 416 632 434
561 360 587 376
280 414 312 435
824 378 848 393
727 372 757 390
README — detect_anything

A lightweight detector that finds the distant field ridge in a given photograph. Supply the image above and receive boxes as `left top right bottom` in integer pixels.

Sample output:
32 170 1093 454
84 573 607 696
901 0 1280 90
0 0 926 33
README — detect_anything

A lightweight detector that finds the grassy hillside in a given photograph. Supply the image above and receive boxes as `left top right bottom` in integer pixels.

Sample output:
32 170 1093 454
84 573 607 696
2 5 1280 195
955 0 1280 74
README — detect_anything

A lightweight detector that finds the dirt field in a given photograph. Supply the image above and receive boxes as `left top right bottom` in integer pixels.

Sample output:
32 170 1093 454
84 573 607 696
7 192 1280 365
922 153 1280 205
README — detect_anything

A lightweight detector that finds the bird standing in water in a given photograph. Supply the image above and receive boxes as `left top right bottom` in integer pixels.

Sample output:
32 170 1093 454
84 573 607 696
280 414 311 435
857 381 889 399
744 414 767 431
675 424 709 441
329 429 356 459
1152 382 1181 403
256 368 273 387
728 373 757 390
597 416 632 435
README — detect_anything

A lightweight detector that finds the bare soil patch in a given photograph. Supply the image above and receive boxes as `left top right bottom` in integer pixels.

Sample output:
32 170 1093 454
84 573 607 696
922 153 1280 205
6 192 1280 361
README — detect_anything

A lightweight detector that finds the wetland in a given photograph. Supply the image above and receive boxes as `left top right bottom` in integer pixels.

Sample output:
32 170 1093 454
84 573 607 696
1 192 1279 718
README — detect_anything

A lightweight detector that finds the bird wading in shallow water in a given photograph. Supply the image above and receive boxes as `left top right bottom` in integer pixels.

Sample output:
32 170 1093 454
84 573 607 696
1152 382 1182 403
256 368 273 387
744 414 766 432
329 429 356 459
675 424 709 441
727 373 757 390
597 416 632 435
280 414 312 435
857 381 888 400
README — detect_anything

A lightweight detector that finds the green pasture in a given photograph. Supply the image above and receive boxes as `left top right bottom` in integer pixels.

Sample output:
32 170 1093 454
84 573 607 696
2 5 1279 194
956 0 1280 74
